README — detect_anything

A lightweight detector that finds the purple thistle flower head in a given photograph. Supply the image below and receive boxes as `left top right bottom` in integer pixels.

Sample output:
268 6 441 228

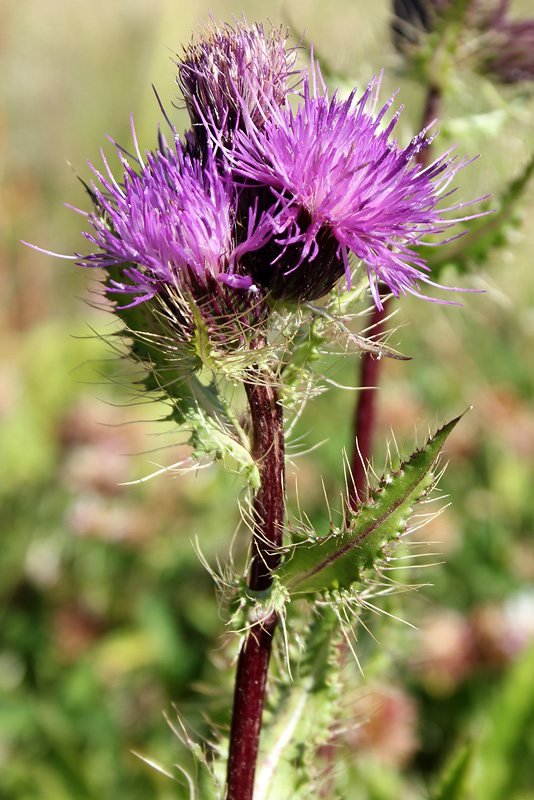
176 15 299 148
79 122 271 346
228 67 484 308
68 17 489 328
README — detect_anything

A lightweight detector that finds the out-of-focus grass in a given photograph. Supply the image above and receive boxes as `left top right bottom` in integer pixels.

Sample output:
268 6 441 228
1 1 534 798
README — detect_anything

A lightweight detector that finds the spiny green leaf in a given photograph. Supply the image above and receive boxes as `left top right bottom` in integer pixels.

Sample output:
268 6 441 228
279 321 324 387
99 265 262 481
431 741 475 800
255 608 343 800
188 408 260 489
472 640 534 800
196 756 222 800
276 414 464 595
103 264 206 417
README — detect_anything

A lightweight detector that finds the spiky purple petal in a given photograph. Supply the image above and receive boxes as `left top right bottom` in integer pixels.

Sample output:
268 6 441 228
228 69 485 306
78 126 271 308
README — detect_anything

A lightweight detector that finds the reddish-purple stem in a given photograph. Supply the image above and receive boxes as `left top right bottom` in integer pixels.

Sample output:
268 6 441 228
348 84 441 511
348 302 389 511
226 81 442 799
226 337 285 800
226 611 278 800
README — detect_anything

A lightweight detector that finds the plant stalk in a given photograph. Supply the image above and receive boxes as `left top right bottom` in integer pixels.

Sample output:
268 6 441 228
348 82 441 512
348 301 389 511
226 336 286 800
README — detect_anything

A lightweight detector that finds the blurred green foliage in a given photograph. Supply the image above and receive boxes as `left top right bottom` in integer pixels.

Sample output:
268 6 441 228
1 0 534 798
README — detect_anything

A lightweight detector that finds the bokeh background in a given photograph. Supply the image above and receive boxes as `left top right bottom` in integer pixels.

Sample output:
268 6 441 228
2 1 534 798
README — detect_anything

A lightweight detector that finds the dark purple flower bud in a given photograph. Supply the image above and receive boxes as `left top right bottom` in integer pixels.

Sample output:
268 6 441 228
482 19 534 84
391 0 507 50
77 121 271 347
228 69 485 308
392 0 534 86
176 15 299 148
391 0 437 50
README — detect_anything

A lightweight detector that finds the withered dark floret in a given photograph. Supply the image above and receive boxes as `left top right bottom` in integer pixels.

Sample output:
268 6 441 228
176 15 299 148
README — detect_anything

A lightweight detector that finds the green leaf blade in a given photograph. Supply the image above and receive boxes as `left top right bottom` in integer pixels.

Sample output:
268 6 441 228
277 414 464 595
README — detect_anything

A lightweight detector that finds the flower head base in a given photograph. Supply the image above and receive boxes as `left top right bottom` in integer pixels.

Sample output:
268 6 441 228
79 125 270 351
229 69 481 308
176 15 298 148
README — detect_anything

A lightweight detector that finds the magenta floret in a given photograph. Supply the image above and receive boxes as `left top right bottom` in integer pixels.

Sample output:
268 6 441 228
229 69 484 307
71 18 489 313
79 126 270 308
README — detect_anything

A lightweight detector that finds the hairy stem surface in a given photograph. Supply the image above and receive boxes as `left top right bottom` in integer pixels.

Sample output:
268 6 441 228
226 337 285 800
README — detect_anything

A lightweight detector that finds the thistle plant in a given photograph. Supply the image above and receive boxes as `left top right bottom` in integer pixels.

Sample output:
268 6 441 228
44 9 534 800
